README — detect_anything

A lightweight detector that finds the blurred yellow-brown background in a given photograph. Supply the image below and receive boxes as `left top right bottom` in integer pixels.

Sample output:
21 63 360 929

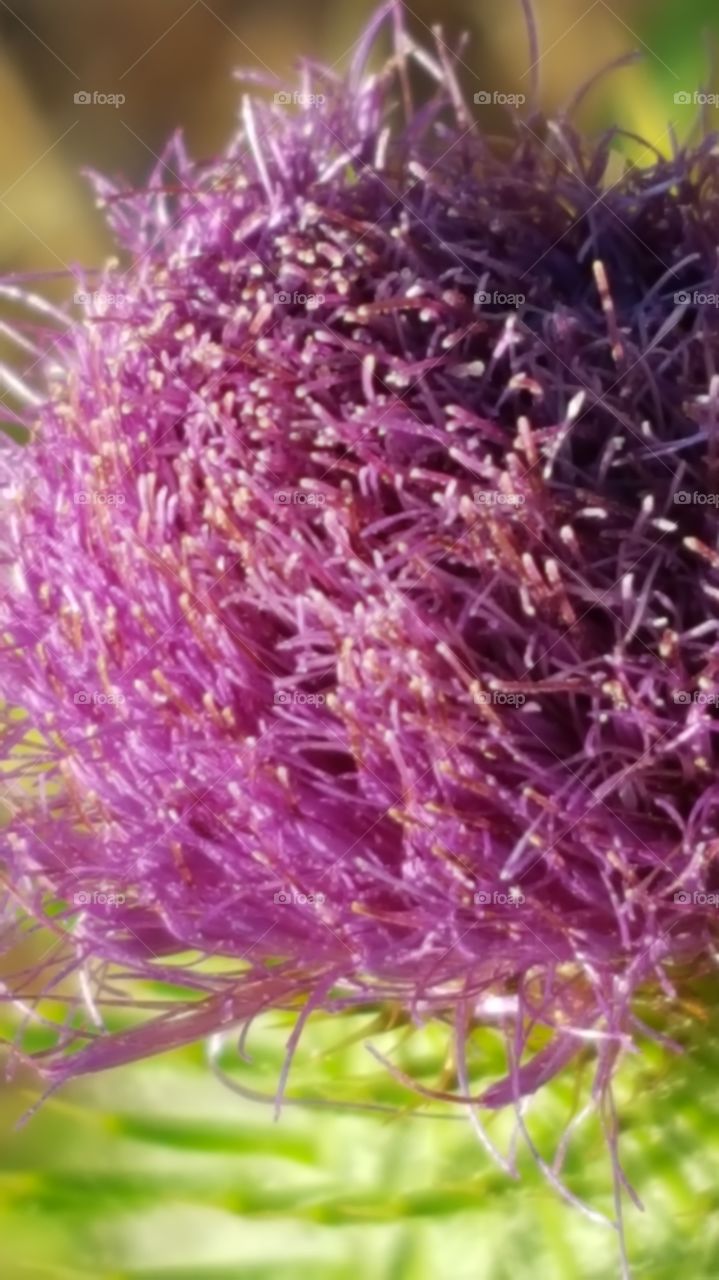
0 0 712 274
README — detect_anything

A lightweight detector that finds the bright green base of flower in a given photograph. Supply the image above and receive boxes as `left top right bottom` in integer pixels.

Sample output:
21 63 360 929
1 991 719 1280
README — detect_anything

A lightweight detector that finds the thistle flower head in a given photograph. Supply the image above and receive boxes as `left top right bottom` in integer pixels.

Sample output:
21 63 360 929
1 2 719 1212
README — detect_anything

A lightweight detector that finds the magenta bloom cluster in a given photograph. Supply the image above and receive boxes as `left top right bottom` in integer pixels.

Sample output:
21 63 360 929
1 14 718 1111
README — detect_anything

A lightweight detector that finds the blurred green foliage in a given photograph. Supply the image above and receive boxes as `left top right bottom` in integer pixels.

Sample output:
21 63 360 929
4 991 719 1280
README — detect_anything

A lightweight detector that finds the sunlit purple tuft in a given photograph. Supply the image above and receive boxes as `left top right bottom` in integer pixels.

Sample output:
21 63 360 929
1 6 719 1218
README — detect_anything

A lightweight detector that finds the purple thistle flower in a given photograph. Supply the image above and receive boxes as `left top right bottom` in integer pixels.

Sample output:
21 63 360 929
0 0 718 1226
